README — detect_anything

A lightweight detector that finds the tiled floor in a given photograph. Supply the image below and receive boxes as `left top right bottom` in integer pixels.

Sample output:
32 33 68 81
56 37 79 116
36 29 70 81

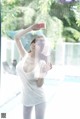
1 81 80 119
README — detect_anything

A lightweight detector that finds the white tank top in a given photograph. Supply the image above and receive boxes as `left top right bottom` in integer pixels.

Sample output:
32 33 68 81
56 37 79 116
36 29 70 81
16 54 46 106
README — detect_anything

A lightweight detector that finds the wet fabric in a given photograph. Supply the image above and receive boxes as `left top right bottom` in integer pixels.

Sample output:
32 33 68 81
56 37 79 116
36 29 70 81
16 54 46 106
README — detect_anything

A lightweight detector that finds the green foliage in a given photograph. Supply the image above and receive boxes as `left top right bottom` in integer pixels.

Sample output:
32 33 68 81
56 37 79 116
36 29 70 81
1 0 80 43
1 0 24 34
2 0 24 6
63 27 80 42
72 4 80 27
23 7 36 26
49 1 80 42
38 0 54 15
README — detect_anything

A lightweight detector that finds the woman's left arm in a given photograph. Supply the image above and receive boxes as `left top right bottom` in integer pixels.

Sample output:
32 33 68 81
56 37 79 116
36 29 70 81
35 61 52 87
35 61 47 87
36 77 44 87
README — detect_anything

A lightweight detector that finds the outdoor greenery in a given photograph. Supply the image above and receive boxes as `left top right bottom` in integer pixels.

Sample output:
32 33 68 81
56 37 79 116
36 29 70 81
1 0 80 48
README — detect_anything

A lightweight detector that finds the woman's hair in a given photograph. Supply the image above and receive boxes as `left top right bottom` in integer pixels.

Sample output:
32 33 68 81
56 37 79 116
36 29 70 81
31 39 44 51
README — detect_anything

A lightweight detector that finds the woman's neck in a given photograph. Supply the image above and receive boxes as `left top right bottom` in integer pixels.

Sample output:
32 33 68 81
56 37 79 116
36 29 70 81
29 52 39 62
30 51 35 58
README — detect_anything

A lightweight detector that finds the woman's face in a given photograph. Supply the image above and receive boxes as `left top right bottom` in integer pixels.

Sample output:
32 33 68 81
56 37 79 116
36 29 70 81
30 42 40 53
30 36 45 55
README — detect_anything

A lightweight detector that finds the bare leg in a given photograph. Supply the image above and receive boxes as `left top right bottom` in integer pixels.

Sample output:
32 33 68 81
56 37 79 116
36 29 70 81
35 103 46 119
23 105 33 119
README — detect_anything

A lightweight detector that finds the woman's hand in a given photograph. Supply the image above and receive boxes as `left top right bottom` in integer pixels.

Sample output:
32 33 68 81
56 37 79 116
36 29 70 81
36 78 44 87
31 23 45 30
40 63 52 73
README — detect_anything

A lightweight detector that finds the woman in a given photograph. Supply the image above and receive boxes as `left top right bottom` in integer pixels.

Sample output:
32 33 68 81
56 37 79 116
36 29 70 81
15 23 51 119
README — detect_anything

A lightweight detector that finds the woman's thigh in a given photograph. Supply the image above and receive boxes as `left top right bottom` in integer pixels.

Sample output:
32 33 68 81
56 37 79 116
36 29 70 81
23 105 33 119
35 103 46 119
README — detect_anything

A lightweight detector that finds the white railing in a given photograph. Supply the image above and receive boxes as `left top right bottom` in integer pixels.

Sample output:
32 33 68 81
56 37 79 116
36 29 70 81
55 42 80 65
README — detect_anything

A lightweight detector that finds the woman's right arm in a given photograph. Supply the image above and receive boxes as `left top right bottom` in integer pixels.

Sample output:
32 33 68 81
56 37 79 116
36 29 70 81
14 27 32 57
14 23 43 57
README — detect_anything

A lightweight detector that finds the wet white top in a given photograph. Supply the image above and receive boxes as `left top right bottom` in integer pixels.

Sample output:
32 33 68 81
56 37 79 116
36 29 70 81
16 54 46 106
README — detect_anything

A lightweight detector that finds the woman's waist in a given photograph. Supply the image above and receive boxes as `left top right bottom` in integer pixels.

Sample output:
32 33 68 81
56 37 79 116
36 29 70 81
22 84 44 93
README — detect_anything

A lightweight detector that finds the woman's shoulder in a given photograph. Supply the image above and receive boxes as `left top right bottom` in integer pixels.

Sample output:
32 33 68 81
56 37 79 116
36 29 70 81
21 52 29 59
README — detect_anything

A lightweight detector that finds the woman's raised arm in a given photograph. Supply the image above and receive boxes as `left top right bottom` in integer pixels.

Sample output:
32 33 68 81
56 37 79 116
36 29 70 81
14 27 32 57
14 23 45 57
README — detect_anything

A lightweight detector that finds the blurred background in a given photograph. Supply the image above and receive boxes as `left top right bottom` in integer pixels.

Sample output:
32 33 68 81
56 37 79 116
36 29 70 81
0 0 80 119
